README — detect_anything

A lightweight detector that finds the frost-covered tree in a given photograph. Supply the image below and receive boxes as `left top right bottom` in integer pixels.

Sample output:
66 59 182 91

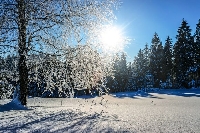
64 45 104 94
0 0 119 105
26 44 106 98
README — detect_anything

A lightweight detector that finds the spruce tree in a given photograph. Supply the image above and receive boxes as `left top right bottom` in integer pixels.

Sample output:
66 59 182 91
112 54 121 92
163 36 173 87
157 42 164 83
143 43 150 74
133 49 146 89
126 62 135 91
119 52 128 92
194 19 200 86
149 32 162 87
173 19 194 88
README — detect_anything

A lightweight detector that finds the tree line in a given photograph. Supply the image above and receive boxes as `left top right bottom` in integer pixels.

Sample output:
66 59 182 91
103 19 200 93
1 19 200 100
131 19 200 89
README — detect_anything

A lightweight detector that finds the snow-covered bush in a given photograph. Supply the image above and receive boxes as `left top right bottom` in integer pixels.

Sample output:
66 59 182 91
25 45 109 98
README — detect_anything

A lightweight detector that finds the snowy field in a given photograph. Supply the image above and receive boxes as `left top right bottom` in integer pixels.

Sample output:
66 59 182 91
1 89 200 133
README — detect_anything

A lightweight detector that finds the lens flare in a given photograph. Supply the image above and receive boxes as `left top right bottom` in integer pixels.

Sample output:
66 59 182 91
99 25 126 53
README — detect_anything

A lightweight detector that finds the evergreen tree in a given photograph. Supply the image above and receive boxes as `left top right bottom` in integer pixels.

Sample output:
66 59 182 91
110 52 129 92
194 19 200 87
119 52 128 92
112 53 121 92
133 49 146 89
149 32 162 87
126 62 135 91
173 19 194 88
157 42 164 83
163 36 173 88
143 43 150 74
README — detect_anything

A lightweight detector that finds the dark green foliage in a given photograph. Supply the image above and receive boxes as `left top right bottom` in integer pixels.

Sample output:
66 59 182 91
126 62 136 91
194 19 200 87
195 20 200 65
163 36 173 87
143 43 150 73
119 53 129 91
132 49 146 89
194 20 200 64
173 19 194 88
149 32 163 87
157 42 164 83
132 19 200 89
107 52 129 93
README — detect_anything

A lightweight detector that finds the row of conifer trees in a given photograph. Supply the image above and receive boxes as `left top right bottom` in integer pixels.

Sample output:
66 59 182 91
129 19 200 89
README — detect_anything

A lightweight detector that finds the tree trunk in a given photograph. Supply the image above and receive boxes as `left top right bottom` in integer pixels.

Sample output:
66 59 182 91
18 0 28 105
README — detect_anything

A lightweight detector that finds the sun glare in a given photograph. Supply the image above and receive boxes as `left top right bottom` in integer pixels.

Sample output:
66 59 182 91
99 25 125 53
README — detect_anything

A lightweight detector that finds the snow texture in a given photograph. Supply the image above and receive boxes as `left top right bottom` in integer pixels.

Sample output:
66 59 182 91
1 89 200 132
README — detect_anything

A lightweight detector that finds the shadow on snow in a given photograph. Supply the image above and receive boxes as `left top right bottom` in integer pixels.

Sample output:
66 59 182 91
0 109 130 133
110 88 200 99
110 91 164 99
0 100 32 112
153 88 200 97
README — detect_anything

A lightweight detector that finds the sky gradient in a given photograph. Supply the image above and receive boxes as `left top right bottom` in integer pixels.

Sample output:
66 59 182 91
114 0 200 62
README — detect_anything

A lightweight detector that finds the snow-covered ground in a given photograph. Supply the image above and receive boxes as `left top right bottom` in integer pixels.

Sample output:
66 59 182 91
1 89 200 132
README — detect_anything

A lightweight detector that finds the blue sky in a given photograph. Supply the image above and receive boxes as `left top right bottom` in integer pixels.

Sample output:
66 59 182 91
113 0 200 62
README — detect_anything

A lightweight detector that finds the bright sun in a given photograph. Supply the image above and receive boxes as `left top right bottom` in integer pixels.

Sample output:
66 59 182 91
99 25 125 53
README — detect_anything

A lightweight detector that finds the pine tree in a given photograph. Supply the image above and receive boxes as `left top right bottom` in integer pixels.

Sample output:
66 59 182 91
133 49 146 89
173 19 194 88
157 42 164 83
194 19 200 87
126 62 135 91
195 19 200 63
111 52 128 92
119 52 128 92
112 53 121 92
149 32 162 87
143 43 150 74
163 36 173 88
